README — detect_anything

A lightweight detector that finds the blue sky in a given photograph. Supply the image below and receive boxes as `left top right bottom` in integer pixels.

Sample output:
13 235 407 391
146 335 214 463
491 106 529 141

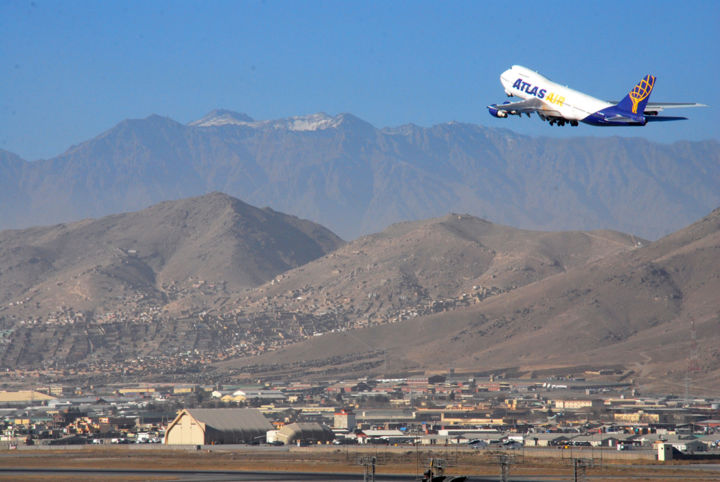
2 0 719 160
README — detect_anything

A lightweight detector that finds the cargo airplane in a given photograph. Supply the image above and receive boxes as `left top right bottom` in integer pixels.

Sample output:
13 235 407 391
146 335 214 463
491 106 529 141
488 65 705 126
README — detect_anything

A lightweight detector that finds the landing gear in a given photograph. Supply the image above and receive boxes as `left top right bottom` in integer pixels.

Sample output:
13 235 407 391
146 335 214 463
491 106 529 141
547 117 578 126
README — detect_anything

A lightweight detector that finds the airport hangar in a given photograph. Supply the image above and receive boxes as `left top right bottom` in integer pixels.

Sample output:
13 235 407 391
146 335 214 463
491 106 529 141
164 408 273 445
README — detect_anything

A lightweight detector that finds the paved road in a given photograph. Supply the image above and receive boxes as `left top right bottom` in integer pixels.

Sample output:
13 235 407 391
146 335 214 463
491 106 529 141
4 466 719 481
0 467 555 481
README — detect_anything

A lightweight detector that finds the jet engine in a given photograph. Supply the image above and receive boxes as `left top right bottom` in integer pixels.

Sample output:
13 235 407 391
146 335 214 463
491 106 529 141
488 106 508 118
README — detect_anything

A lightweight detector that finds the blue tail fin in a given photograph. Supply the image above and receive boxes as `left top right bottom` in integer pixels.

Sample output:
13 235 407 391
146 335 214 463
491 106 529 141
616 75 656 114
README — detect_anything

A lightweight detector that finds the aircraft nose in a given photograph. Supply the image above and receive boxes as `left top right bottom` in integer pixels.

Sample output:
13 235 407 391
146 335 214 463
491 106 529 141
500 69 513 87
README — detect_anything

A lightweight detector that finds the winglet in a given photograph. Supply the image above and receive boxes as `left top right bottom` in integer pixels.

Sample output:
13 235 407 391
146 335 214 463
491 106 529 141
616 75 656 114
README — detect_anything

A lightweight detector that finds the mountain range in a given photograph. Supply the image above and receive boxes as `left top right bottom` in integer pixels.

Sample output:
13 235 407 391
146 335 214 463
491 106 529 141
0 192 717 393
0 194 638 370
2 109 719 240
1 110 719 390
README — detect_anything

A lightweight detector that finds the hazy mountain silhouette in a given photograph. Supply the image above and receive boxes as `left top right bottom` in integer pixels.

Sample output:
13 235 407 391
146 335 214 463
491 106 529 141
2 111 719 240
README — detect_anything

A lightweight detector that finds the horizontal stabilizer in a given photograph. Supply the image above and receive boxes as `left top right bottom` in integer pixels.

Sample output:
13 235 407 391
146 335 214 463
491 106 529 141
647 102 707 108
644 116 688 122
609 102 707 108
610 102 707 114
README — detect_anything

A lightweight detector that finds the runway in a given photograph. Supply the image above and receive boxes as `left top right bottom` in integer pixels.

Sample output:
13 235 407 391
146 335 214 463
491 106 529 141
0 467 552 481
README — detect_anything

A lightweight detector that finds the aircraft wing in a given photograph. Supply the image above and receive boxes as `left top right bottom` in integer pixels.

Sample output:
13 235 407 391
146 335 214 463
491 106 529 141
488 98 562 117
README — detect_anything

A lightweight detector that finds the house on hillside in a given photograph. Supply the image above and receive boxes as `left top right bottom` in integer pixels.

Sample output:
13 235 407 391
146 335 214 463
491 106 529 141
164 408 272 445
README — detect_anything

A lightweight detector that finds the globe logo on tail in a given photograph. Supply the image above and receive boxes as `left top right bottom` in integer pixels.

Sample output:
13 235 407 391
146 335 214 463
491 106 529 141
629 75 656 114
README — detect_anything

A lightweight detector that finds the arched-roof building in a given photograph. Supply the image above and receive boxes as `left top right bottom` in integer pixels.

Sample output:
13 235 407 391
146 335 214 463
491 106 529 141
165 408 273 445
276 422 335 445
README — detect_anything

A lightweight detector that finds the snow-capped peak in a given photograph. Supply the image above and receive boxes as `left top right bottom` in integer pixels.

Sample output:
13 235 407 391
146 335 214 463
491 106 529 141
189 109 254 127
279 113 343 131
189 111 355 131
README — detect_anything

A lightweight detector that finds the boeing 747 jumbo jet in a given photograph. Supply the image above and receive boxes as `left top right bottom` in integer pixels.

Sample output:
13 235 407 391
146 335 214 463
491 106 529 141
488 65 706 126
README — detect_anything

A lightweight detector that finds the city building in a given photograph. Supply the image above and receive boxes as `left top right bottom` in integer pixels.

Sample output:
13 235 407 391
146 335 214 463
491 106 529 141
333 409 356 429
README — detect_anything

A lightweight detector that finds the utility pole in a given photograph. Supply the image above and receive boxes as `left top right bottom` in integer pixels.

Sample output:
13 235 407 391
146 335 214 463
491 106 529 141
495 453 512 482
359 455 376 482
423 458 447 481
415 439 419 479
573 458 589 482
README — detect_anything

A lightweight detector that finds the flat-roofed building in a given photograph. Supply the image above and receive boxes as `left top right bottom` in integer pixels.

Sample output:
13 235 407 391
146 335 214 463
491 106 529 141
118 387 156 395
639 435 706 453
172 385 197 394
0 391 55 404
232 390 286 403
524 433 570 447
552 399 603 411
569 433 620 447
613 411 661 423
334 409 356 429
164 408 272 445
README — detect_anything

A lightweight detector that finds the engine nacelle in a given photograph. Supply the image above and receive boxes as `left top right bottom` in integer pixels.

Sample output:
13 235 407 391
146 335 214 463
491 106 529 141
488 105 508 118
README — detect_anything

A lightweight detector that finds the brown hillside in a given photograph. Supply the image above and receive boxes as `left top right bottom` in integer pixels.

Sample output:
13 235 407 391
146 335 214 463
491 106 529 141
0 192 344 323
224 208 720 394
227 214 640 331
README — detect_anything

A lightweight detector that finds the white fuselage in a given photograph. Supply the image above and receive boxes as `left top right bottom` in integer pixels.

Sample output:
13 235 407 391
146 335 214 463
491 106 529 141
500 65 611 121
